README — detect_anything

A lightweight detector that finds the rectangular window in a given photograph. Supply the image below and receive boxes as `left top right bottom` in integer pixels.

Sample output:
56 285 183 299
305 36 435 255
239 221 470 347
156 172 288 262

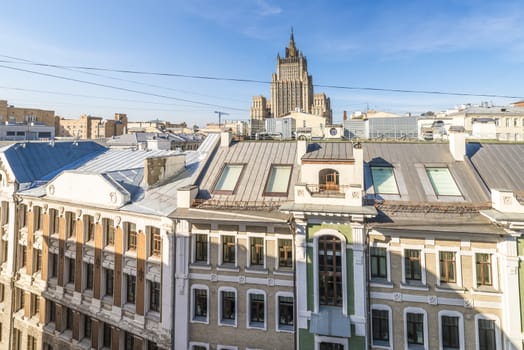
149 281 160 312
222 236 235 264
27 335 36 350
149 226 161 256
278 239 293 268
371 166 399 194
441 316 460 349
370 247 387 279
319 343 344 350
426 167 461 196
405 249 422 282
14 328 21 350
372 309 390 346
125 222 137 251
193 289 208 321
103 323 112 347
85 263 94 291
264 165 292 195
214 164 244 193
33 206 43 231
67 258 75 284
66 212 76 238
319 236 342 306
50 253 58 278
84 215 94 242
84 316 92 340
34 249 42 273
249 293 265 326
31 294 39 316
221 291 236 323
278 296 294 329
439 252 456 283
125 332 134 350
126 275 136 304
50 208 60 234
194 234 208 262
65 307 73 331
48 301 56 323
476 253 492 287
250 237 264 266
407 313 424 346
478 319 496 350
20 245 27 269
105 269 114 297
104 218 115 246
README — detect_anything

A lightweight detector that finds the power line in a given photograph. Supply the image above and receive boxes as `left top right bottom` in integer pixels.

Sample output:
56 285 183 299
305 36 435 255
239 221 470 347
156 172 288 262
0 55 522 100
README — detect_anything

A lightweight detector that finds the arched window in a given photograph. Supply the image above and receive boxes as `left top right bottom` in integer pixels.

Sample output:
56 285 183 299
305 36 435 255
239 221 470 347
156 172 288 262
318 235 342 306
319 169 339 192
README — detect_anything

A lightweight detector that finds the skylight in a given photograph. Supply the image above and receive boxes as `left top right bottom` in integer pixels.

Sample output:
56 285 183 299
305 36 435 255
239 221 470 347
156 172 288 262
264 165 292 195
426 167 461 196
370 166 399 194
214 164 244 193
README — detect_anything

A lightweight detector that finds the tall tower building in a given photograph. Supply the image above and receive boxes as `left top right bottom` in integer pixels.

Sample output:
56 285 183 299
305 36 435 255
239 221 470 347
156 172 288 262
250 30 333 133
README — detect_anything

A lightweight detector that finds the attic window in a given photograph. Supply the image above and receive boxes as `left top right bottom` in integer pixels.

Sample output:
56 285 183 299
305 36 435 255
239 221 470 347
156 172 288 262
371 166 399 194
426 167 461 196
264 165 292 196
214 164 245 194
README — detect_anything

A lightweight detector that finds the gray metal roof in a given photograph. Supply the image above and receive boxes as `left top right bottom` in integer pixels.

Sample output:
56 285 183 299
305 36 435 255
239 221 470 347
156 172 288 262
302 142 354 160
468 143 524 193
363 143 490 203
77 149 175 173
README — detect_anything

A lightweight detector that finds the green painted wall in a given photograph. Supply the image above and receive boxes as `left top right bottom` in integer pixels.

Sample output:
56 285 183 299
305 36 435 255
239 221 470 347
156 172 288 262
346 249 355 315
349 335 366 349
299 328 315 350
307 223 352 243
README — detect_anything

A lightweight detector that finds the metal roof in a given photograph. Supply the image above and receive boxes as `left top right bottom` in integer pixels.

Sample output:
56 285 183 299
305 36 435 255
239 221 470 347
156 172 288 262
77 149 176 173
302 142 354 160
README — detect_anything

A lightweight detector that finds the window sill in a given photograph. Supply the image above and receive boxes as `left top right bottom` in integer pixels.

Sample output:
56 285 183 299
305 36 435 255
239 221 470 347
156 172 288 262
190 263 211 270
400 282 429 291
191 316 209 324
146 310 160 321
247 322 266 330
370 280 394 289
219 319 237 327
245 267 268 275
472 286 501 294
277 325 294 333
371 341 392 350
147 255 161 264
274 270 293 276
436 284 465 293
217 265 240 272
124 250 137 258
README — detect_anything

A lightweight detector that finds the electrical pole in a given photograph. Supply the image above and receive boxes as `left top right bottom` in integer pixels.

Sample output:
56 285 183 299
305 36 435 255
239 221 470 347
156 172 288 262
214 111 229 129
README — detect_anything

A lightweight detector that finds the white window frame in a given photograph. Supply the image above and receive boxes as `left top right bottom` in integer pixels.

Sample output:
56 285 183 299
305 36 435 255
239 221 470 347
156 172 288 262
401 245 427 287
471 249 498 290
190 284 209 324
312 229 348 314
369 242 391 283
189 342 209 350
219 234 237 267
425 167 462 197
192 233 210 265
274 235 293 271
435 247 462 287
370 166 400 195
474 314 501 350
218 286 237 327
217 346 238 350
371 304 393 349
404 307 428 350
275 291 294 333
314 335 348 350
246 289 267 330
438 310 464 350
247 233 266 269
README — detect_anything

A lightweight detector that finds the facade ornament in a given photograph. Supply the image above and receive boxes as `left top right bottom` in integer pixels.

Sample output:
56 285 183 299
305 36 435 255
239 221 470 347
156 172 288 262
48 184 55 195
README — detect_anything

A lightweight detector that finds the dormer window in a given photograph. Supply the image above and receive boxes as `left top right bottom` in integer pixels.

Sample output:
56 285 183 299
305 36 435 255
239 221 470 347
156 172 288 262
264 165 292 196
426 167 461 196
214 164 245 194
319 169 339 192
370 167 399 195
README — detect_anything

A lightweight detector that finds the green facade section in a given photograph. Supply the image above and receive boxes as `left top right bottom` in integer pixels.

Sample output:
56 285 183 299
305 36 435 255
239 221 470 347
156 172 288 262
307 223 352 243
299 328 315 350
349 335 365 349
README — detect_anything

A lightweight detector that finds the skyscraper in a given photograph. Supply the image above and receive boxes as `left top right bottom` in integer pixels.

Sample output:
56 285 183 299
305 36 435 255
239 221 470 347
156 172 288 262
250 30 332 133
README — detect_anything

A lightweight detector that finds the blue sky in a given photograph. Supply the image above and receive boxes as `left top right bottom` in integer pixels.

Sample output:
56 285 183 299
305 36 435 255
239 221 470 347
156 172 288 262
0 0 523 126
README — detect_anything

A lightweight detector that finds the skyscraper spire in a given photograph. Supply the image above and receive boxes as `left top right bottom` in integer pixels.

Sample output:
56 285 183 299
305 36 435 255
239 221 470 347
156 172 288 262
286 27 297 58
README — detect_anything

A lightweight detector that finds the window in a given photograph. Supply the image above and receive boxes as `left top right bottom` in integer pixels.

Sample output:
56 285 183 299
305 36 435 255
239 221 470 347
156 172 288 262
65 307 73 331
103 323 112 348
149 281 160 312
49 209 59 234
33 206 43 231
476 253 492 287
126 274 136 304
19 244 27 270
319 169 339 191
67 258 75 284
318 235 342 306
66 212 76 238
194 234 208 263
249 293 265 328
439 252 456 284
34 249 42 273
319 343 344 350
48 301 56 323
426 168 461 196
125 222 137 251
84 316 92 340
250 237 264 266
277 295 293 330
85 263 94 291
222 236 236 264
50 253 58 278
214 164 244 193
149 226 161 256
278 239 293 268
84 215 94 242
31 294 39 316
18 204 27 228
27 335 36 350
405 249 422 282
441 315 460 349
103 218 115 246
125 332 134 350
193 288 208 321
192 346 207 350
105 269 114 297
372 309 390 347
478 318 496 350
371 166 399 194
370 247 387 279
406 312 425 348
264 165 292 195
14 328 21 350
220 289 236 325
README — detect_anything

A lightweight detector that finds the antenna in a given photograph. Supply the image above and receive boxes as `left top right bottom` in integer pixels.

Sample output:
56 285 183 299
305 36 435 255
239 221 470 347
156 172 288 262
214 111 229 129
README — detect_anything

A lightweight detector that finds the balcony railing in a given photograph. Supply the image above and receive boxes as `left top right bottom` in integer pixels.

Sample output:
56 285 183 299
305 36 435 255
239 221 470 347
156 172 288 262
306 184 350 198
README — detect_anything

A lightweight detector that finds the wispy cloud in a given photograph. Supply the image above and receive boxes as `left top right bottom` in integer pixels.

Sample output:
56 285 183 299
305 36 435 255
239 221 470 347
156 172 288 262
255 0 281 16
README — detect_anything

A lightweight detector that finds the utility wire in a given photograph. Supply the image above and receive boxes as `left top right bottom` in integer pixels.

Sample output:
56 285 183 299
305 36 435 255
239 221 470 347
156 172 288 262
0 54 522 100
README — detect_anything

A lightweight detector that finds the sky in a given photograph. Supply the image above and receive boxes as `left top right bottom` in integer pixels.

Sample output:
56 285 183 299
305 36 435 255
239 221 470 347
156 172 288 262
0 0 523 126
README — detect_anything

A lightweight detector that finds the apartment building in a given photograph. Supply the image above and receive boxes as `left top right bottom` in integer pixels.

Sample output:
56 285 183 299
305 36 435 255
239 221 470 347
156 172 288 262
59 113 127 139
0 100 57 133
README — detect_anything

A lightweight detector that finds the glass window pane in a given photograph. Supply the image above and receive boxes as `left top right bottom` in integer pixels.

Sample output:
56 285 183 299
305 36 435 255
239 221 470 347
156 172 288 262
426 167 461 196
371 167 399 194
215 164 244 192
265 165 292 193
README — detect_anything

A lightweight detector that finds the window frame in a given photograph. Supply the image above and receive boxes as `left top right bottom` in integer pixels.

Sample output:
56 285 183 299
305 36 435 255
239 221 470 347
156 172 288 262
314 336 348 350
425 167 462 197
474 314 501 350
277 238 293 269
193 233 209 264
276 292 294 332
191 285 209 324
248 236 265 268
263 164 293 196
437 249 462 287
246 289 266 330
124 222 137 251
371 304 393 349
438 310 464 350
474 252 493 288
370 166 399 195
126 274 136 304
103 218 115 247
84 214 94 242
220 235 236 266
401 246 427 287
370 246 388 280
218 287 237 327
149 280 161 313
404 307 428 350
66 211 76 239
318 235 343 307
213 163 246 194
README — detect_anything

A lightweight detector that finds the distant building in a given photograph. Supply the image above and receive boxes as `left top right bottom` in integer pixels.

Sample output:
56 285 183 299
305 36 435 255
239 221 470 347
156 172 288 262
106 132 205 151
0 122 55 141
59 113 127 139
250 30 332 134
344 117 419 140
0 99 58 134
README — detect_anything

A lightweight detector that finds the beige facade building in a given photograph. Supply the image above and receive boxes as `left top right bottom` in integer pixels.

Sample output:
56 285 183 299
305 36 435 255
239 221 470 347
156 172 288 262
0 99 58 134
59 113 128 139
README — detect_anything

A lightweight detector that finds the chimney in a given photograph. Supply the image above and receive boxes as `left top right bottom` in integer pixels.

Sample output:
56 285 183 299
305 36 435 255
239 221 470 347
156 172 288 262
297 139 307 164
177 185 199 208
343 110 348 121
144 154 186 187
448 126 466 161
221 131 232 147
